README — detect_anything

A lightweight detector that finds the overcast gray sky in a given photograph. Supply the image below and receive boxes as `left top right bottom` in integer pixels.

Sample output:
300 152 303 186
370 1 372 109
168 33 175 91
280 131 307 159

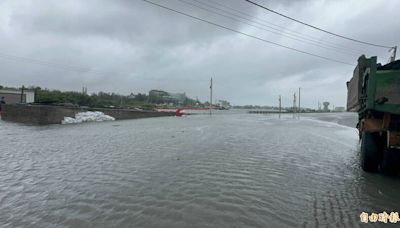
0 0 398 107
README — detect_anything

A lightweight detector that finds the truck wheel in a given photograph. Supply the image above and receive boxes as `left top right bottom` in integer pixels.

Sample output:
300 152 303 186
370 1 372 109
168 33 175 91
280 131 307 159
360 132 381 172
381 147 400 176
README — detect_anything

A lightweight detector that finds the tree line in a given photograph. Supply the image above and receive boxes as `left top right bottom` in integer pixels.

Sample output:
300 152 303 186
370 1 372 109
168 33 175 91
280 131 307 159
0 85 201 109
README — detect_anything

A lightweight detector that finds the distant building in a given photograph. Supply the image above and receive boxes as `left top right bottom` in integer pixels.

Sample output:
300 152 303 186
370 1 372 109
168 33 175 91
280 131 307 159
167 93 187 104
0 89 35 104
334 106 345 112
148 90 187 105
149 90 169 104
149 90 168 98
216 100 231 109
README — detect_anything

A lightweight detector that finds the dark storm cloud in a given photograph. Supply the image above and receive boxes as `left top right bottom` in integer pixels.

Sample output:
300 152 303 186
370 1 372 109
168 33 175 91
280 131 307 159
0 0 399 107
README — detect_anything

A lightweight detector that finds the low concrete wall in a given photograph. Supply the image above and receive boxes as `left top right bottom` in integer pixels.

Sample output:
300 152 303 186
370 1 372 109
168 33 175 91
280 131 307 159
1 104 175 125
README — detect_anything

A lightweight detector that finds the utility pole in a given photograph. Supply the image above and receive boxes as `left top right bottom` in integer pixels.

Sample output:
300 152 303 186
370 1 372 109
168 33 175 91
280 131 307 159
293 92 296 118
390 46 397 62
20 85 25 103
279 95 282 119
209 77 213 116
298 87 301 117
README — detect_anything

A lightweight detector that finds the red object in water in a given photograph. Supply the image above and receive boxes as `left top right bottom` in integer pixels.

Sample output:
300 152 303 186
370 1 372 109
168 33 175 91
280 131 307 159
175 109 184 117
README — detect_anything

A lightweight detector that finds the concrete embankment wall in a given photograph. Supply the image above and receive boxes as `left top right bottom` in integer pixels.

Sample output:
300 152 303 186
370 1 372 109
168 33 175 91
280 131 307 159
0 104 175 125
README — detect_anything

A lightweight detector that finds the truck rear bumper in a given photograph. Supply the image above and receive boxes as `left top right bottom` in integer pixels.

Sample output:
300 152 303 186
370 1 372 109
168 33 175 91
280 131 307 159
361 113 391 133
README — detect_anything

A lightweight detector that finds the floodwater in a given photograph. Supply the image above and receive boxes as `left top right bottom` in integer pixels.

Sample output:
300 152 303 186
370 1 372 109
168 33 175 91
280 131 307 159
1 112 400 228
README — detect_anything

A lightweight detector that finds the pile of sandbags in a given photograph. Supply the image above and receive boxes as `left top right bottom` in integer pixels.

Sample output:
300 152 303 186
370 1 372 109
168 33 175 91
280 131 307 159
62 111 115 124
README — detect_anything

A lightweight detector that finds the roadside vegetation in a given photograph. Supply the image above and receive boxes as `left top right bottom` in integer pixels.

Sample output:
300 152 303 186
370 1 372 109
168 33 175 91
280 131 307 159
0 85 201 110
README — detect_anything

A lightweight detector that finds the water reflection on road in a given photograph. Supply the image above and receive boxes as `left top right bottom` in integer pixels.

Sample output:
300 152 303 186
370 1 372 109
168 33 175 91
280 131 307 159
1 112 399 227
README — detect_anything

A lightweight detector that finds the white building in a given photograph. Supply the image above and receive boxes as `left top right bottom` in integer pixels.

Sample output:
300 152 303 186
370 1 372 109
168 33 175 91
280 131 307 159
0 89 35 104
334 107 345 112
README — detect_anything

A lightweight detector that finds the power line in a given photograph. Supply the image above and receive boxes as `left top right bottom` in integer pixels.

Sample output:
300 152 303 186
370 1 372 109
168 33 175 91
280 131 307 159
244 0 394 49
141 0 354 66
179 0 359 56
204 0 366 54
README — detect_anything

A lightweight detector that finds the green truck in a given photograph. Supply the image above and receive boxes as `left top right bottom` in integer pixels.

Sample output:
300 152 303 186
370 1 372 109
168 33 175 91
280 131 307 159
347 55 400 174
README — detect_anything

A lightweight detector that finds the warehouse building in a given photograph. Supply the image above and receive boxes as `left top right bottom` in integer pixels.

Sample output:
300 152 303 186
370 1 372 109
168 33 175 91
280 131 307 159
0 89 35 104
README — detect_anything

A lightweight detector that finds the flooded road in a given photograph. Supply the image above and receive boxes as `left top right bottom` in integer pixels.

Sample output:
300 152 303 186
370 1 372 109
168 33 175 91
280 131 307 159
1 112 400 227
